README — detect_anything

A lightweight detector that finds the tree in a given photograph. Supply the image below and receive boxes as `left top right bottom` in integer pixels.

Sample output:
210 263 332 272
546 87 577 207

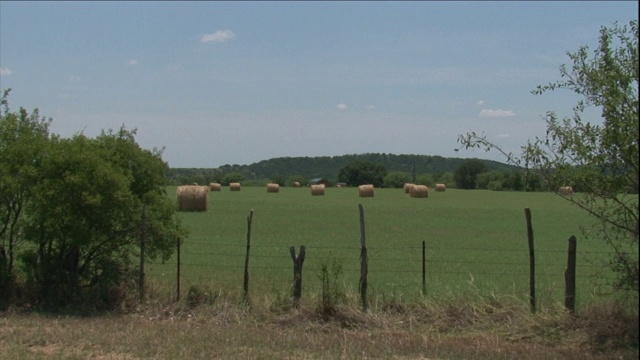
436 172 456 188
18 127 185 311
0 89 53 308
270 174 286 186
415 173 435 187
222 172 244 185
476 171 507 191
458 21 638 292
1 90 185 310
287 175 309 187
454 159 487 189
337 161 387 187
383 171 411 188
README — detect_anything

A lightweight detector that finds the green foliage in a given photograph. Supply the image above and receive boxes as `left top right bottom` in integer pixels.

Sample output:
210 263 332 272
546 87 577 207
185 284 218 308
287 175 309 187
475 170 526 191
167 154 516 186
454 159 487 189
458 20 639 292
0 89 53 307
0 91 185 311
383 171 411 188
318 258 345 315
222 172 245 185
435 172 456 188
415 173 435 187
477 171 508 191
270 175 286 186
337 160 387 187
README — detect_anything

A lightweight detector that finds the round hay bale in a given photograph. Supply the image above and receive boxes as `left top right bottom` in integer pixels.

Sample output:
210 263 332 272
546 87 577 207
266 183 280 193
177 185 209 212
311 184 325 196
403 183 415 194
229 182 241 191
358 184 375 197
435 183 446 192
558 186 573 195
292 181 301 188
410 185 429 198
209 182 221 192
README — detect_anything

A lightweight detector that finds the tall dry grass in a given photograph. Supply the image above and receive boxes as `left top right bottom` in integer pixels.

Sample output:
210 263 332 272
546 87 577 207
2 281 637 359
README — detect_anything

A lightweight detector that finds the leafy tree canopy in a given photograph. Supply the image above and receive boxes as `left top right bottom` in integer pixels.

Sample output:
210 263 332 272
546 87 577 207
1 90 185 311
454 159 487 189
338 161 387 187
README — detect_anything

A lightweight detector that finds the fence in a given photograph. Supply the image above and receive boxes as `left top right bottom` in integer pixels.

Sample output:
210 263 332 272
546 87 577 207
140 207 615 313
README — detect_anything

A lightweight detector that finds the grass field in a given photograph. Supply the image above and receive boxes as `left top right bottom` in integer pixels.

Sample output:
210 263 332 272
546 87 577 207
149 185 618 310
2 186 637 360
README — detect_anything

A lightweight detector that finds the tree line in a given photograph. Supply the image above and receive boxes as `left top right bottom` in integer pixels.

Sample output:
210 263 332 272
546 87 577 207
166 153 538 190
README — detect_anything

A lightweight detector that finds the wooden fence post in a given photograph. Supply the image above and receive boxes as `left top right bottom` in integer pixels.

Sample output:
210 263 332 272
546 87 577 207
289 246 306 308
243 209 254 306
525 208 536 313
176 237 181 302
422 240 426 296
139 206 146 303
358 204 368 312
565 235 577 314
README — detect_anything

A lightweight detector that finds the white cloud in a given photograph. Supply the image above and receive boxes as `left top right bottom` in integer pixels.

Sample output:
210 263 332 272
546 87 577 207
478 109 515 118
497 133 510 138
201 30 235 43
336 103 347 110
68 75 81 82
0 67 12 76
476 100 484 105
128 59 138 65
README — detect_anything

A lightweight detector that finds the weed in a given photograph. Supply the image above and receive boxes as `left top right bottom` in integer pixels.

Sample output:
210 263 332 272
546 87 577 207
317 257 346 316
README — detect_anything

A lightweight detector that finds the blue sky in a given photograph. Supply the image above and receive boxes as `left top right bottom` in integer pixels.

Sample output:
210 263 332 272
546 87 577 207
1 1 637 168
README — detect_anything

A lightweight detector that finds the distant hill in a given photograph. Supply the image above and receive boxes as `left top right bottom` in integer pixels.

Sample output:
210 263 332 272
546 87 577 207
167 153 517 185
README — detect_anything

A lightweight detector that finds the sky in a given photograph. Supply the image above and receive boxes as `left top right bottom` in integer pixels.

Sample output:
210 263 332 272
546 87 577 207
1 1 638 168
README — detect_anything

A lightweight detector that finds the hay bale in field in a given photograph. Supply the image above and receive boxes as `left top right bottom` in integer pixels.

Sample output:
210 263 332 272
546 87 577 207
229 182 241 191
358 184 375 197
292 181 301 188
311 184 325 196
410 185 429 198
403 183 415 193
209 182 221 192
177 185 209 212
266 183 280 193
435 183 446 192
559 186 573 195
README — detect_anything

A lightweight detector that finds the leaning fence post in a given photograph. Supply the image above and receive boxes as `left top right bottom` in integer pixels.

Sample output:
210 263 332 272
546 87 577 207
289 246 306 308
565 235 577 314
525 208 536 313
176 237 181 302
422 240 427 296
243 209 254 306
358 204 368 312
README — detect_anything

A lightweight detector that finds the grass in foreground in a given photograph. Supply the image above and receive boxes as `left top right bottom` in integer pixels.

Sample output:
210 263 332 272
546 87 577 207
1 286 637 360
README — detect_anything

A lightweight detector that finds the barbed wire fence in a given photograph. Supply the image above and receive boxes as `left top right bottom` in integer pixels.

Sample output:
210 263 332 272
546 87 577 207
141 207 616 313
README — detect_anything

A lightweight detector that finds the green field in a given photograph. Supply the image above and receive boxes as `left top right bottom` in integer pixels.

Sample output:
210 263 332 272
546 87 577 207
147 186 618 309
